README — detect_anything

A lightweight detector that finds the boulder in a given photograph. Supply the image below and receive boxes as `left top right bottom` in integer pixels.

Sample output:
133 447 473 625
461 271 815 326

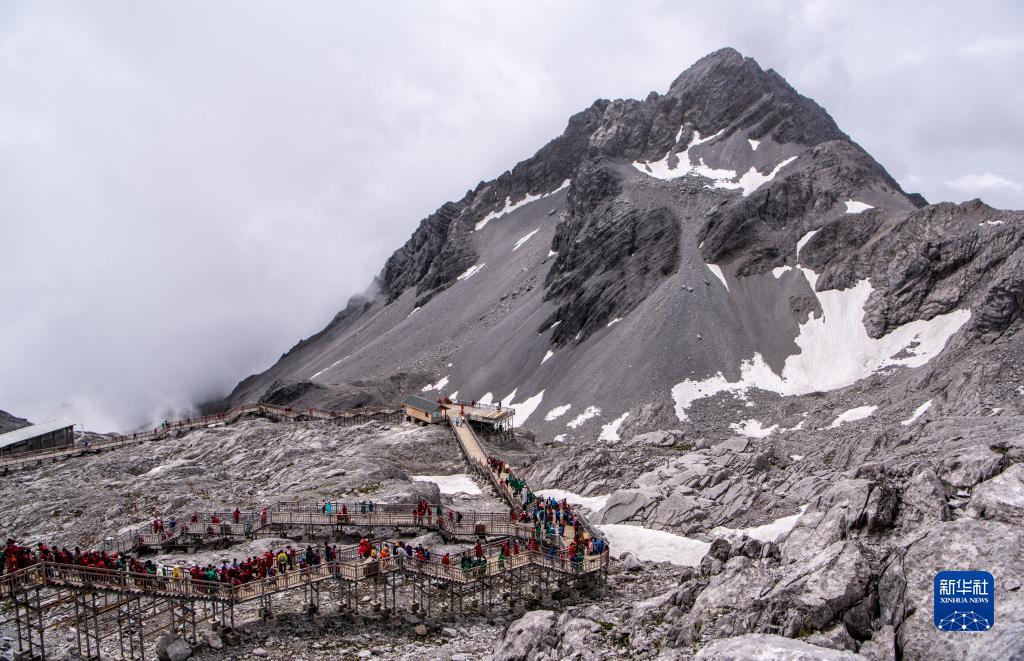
597 487 662 524
900 467 950 525
939 445 1006 488
155 635 193 661
783 479 872 562
490 610 558 661
966 462 1024 524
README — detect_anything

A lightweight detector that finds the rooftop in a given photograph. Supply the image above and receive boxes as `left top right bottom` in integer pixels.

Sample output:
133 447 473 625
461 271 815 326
0 417 74 449
401 395 444 414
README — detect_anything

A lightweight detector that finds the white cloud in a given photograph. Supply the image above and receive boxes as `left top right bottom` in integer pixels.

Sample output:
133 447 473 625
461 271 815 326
947 172 1023 193
959 37 1024 58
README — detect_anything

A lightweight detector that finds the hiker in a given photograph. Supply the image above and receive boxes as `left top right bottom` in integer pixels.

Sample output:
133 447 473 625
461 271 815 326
233 508 240 524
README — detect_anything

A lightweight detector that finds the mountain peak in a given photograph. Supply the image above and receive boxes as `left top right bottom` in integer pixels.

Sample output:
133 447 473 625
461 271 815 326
666 47 846 146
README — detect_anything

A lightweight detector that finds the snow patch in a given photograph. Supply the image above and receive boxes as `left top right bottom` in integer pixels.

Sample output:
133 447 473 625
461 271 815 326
772 266 793 279
311 355 350 380
790 454 805 461
544 404 571 421
541 350 554 365
845 199 874 214
407 306 420 318
711 506 807 543
411 474 482 496
707 264 728 290
553 434 566 443
828 405 878 428
713 156 799 196
980 220 1004 227
730 419 778 438
598 412 630 442
548 250 557 258
513 228 540 251
457 263 485 281
606 317 623 328
475 180 570 231
535 489 610 513
796 230 818 258
421 376 450 392
508 390 545 425
900 400 932 426
671 267 970 421
567 406 601 429
598 524 710 567
748 139 760 151
478 393 493 405
145 458 188 476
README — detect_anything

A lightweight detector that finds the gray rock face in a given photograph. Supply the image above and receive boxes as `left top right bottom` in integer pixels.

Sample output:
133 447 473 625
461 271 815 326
693 633 866 660
543 161 681 346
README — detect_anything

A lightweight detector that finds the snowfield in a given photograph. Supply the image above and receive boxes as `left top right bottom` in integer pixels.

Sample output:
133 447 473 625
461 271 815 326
457 263 485 281
567 406 601 428
513 228 540 251
828 405 878 428
474 180 569 231
632 129 797 196
707 264 729 290
710 506 807 543
411 474 482 496
796 230 818 257
901 400 933 426
671 267 970 421
730 419 778 438
598 524 710 567
598 412 630 441
421 376 450 392
544 404 571 421
507 390 544 425
845 199 874 214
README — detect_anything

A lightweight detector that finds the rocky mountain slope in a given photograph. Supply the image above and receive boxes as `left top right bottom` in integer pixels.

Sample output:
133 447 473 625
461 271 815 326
9 47 1015 659
219 48 1022 454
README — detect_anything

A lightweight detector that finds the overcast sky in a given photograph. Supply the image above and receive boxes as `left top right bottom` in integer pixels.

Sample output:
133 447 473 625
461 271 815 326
1 1 1021 432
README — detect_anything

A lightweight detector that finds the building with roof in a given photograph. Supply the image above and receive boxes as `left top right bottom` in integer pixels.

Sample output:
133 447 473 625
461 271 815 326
0 418 75 457
401 395 447 424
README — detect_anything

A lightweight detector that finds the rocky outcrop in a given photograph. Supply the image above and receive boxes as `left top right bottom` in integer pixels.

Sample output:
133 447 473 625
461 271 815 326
542 162 681 345
490 610 559 661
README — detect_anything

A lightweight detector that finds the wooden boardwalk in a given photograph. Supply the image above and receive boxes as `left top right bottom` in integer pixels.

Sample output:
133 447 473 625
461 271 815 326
0 403 401 472
0 400 610 659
